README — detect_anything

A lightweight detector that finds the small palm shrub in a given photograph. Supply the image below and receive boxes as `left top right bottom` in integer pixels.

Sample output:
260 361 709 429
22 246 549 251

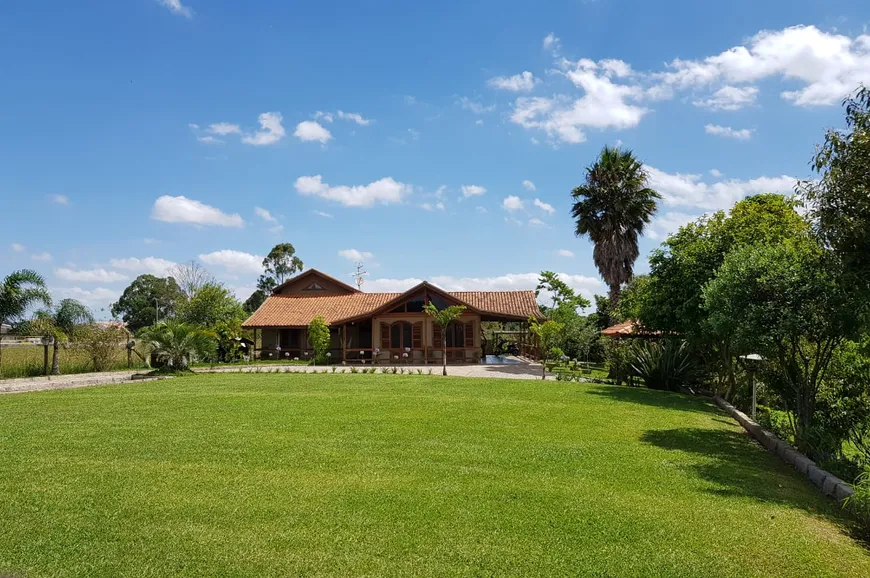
629 339 700 392
141 322 216 370
845 467 870 539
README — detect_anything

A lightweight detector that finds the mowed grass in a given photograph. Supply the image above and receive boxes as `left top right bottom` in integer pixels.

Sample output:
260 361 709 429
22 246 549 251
1 375 868 577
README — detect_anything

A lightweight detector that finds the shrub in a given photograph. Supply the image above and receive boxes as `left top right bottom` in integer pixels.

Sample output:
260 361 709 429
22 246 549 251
629 339 700 392
350 366 359 374
845 467 870 540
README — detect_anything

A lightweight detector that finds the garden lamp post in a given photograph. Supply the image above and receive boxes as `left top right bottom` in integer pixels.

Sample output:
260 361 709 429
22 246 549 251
739 353 763 420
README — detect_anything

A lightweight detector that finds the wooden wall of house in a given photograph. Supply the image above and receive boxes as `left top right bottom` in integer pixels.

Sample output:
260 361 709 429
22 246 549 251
274 272 356 296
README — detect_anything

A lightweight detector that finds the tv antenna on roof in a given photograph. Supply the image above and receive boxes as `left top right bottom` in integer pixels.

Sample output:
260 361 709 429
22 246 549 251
349 262 369 290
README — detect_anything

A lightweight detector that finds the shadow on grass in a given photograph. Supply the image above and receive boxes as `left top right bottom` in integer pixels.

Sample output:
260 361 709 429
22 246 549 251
640 427 857 531
585 385 721 416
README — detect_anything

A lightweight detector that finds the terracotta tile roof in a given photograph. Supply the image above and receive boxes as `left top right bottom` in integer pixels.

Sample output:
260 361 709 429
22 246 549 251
243 289 544 327
451 291 544 320
243 293 400 327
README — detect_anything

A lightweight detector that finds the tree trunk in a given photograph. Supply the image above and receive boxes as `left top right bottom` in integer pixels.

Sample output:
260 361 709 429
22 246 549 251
542 359 546 380
0 333 4 374
442 342 447 376
608 284 620 322
43 343 49 376
51 341 60 375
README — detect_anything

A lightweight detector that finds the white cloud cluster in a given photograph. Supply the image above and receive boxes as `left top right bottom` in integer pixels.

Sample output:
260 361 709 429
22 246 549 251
420 202 445 211
522 180 536 191
11 243 25 252
655 25 870 107
108 257 177 277
159 0 192 19
511 57 648 144
502 196 524 212
31 252 52 262
338 249 374 262
457 96 495 114
55 268 128 283
151 195 244 227
53 287 120 311
254 207 277 223
487 71 539 92
533 198 555 214
242 112 286 146
556 249 574 257
295 175 411 207
315 110 373 125
199 250 264 275
294 121 333 144
51 194 69 205
461 185 486 198
693 86 759 111
704 124 754 140
647 166 797 212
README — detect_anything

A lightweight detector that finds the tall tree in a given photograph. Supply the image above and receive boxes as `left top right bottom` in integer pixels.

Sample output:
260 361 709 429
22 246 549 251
28 299 93 375
169 260 215 300
571 146 661 311
0 269 52 371
111 275 184 332
424 303 466 376
258 243 304 291
799 85 870 326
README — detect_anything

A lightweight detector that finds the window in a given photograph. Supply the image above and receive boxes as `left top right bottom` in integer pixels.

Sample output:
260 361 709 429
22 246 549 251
445 321 465 348
389 322 413 349
304 283 325 291
389 292 426 314
429 293 449 310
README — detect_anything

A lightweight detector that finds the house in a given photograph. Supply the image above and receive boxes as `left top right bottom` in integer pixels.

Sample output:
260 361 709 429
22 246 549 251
242 269 545 364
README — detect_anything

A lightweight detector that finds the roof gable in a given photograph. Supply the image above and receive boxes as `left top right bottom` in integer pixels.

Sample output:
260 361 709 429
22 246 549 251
271 269 360 296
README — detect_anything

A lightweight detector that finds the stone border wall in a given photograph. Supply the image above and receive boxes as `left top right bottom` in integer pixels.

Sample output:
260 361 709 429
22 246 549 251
714 396 853 502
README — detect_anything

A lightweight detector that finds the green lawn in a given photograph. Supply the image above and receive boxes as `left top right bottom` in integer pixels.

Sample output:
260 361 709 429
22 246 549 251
1 375 868 577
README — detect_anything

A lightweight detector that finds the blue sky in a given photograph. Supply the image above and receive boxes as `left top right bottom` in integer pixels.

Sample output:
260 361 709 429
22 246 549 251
2 0 869 317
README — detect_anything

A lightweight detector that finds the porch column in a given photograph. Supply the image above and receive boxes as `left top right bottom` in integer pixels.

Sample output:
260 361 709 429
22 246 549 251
342 324 347 362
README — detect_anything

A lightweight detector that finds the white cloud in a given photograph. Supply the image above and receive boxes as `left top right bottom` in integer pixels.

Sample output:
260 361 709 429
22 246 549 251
647 166 797 211
338 249 374 262
367 271 600 300
295 175 411 207
534 198 555 214
108 257 177 276
336 111 373 125
199 250 264 275
475 206 488 214
158 0 192 19
505 216 523 226
55 268 128 283
197 136 223 144
50 194 69 205
511 58 648 144
461 185 486 198
646 211 701 240
705 124 754 140
542 33 561 52
710 169 723 178
293 120 332 144
457 96 496 114
420 202 445 211
488 71 539 92
151 195 245 227
254 206 277 223
313 210 333 218
11 243 25 253
655 25 870 107
556 249 574 257
208 122 241 135
522 180 536 191
314 111 334 123
53 287 120 311
502 196 525 212
269 225 284 234
242 112 286 146
31 252 52 262
693 85 759 111
528 218 548 227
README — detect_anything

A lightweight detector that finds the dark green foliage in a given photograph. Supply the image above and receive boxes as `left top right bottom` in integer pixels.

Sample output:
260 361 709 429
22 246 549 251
259 243 304 290
179 283 245 329
307 316 331 364
571 146 661 307
111 274 184 331
629 340 700 392
800 85 870 317
243 289 268 314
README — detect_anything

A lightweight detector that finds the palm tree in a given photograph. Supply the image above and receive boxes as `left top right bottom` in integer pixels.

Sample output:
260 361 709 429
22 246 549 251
0 269 52 372
423 303 466 376
571 146 661 311
29 299 94 375
142 321 215 369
